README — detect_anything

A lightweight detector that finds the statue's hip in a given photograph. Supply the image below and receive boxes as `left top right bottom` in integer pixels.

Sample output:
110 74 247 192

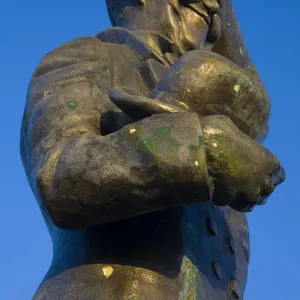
34 203 249 299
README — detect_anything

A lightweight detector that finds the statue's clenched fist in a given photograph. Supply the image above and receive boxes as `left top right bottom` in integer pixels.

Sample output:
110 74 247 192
109 88 285 212
201 115 285 211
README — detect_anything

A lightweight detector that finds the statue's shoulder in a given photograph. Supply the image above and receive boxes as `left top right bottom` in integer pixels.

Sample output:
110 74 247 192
34 28 146 78
32 36 109 80
32 27 167 81
96 27 151 57
96 27 169 63
36 26 170 74
41 36 108 63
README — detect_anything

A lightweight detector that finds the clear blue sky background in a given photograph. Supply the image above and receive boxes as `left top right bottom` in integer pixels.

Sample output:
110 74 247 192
1 1 299 299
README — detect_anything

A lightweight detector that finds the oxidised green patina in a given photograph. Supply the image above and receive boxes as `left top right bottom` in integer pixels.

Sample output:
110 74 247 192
67 100 78 110
22 0 285 299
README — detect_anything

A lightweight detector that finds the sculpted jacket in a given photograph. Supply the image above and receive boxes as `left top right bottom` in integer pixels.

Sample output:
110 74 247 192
20 2 262 299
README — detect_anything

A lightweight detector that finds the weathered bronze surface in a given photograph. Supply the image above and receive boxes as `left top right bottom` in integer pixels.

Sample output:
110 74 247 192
20 0 285 299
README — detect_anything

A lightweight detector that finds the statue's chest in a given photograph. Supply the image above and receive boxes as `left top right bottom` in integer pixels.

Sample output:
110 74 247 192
177 203 250 299
111 201 250 300
35 203 249 300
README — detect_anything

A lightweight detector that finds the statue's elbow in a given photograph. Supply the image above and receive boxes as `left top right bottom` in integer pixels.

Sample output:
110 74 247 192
44 198 110 230
44 201 88 230
33 153 131 229
34 168 86 230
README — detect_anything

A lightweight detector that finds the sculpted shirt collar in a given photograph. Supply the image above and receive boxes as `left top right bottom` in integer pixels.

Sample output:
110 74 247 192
96 27 182 66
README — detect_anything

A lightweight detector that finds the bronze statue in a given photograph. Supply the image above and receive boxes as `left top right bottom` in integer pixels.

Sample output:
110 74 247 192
20 0 285 299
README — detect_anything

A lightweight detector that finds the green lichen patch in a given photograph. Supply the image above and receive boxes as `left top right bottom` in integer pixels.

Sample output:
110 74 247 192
206 135 246 177
179 257 200 300
67 100 78 110
139 136 157 153
153 127 183 150
260 95 270 112
188 136 205 162
130 126 183 156
198 135 204 145
237 77 253 90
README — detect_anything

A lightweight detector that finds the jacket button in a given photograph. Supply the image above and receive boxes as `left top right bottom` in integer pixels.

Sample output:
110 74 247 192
207 217 218 235
230 280 241 299
212 261 223 280
228 237 237 254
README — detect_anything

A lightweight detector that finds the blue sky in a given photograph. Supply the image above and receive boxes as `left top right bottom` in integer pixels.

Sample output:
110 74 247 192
1 0 299 299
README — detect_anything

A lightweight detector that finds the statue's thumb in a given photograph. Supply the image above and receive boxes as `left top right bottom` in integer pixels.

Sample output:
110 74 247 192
108 87 185 121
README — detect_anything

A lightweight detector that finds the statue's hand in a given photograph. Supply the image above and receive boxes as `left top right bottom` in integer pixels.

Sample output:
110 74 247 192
108 87 213 204
108 87 191 121
108 87 285 212
201 115 286 212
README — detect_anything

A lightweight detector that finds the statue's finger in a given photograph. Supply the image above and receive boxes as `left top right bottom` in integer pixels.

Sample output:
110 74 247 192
108 88 186 121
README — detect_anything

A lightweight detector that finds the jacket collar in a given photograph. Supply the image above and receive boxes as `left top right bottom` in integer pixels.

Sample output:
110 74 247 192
96 27 181 66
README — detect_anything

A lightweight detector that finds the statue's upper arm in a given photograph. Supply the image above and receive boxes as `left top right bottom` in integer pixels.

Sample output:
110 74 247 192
21 37 111 172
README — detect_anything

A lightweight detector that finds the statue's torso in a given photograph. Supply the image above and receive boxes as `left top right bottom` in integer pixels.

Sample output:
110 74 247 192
33 30 249 299
34 203 249 300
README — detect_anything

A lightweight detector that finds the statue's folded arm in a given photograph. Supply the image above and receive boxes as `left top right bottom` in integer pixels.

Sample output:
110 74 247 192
20 37 213 230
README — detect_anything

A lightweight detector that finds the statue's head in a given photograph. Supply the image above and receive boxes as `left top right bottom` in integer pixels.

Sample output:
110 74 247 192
106 0 222 52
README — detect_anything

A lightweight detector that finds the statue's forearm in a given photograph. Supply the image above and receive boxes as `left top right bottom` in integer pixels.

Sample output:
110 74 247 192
20 36 214 230
25 112 212 230
150 48 270 141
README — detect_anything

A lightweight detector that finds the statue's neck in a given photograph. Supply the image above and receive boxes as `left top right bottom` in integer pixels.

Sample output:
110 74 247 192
121 18 195 56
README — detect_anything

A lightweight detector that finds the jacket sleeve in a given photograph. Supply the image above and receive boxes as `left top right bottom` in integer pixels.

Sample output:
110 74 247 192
20 37 213 230
212 0 263 81
211 0 271 140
